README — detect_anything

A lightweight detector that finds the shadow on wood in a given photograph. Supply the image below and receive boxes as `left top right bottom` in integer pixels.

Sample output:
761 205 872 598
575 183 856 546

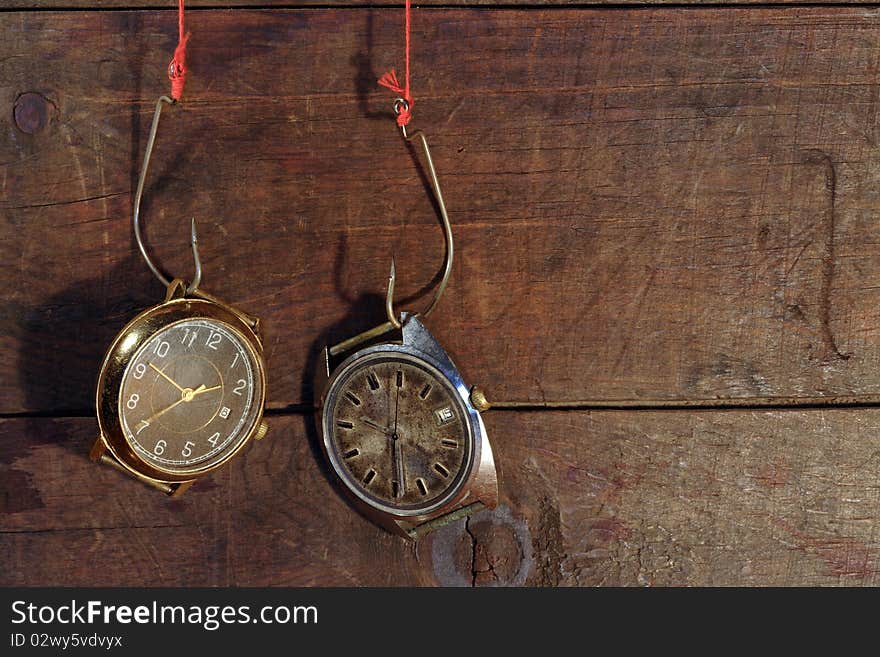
18 255 156 415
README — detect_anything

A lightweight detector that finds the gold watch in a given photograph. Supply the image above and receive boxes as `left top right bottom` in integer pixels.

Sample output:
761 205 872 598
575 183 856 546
91 280 268 496
90 96 268 495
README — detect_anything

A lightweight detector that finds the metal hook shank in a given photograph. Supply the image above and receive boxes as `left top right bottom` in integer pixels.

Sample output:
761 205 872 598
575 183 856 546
133 95 202 295
386 118 454 328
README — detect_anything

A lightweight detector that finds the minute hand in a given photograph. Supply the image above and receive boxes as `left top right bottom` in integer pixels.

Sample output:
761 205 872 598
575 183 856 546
393 380 400 436
141 393 190 425
393 440 405 497
149 362 185 392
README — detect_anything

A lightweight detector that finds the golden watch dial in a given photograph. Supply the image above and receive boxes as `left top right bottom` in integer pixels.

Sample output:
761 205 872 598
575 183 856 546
326 354 472 512
118 318 263 473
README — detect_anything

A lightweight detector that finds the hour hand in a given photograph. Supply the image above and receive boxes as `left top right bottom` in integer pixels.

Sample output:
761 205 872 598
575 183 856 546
361 417 389 433
190 384 220 398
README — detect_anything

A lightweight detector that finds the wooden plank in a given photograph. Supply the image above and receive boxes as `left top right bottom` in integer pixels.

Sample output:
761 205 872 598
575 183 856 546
0 415 426 586
481 408 880 586
4 410 880 586
6 8 880 413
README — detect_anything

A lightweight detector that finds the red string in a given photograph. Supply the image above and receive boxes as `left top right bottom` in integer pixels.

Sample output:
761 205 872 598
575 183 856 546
167 0 191 101
377 0 413 126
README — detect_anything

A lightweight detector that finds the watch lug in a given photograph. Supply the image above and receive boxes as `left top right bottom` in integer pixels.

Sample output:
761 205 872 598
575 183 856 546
401 315 458 375
89 436 107 462
388 517 418 540
164 278 188 301
170 480 195 497
471 415 499 510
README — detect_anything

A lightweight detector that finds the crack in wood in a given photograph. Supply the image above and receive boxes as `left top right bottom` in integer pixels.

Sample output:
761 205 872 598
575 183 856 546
4 192 125 212
18 390 880 420
800 148 851 363
464 514 478 587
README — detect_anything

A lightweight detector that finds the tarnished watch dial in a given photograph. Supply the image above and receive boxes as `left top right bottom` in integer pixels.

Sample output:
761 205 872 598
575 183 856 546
325 353 473 513
118 318 264 473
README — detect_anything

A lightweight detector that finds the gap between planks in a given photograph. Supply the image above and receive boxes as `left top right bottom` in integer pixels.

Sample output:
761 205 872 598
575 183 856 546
9 394 880 420
2 3 880 14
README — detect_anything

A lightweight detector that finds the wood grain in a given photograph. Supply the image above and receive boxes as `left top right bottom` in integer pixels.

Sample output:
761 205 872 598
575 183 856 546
7 9 880 413
4 410 879 586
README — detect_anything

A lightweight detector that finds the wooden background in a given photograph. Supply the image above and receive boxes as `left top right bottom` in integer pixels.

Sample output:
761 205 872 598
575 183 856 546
4 2 880 586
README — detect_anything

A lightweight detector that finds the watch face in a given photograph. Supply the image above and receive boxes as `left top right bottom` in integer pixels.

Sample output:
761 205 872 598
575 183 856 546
324 351 474 514
118 318 264 474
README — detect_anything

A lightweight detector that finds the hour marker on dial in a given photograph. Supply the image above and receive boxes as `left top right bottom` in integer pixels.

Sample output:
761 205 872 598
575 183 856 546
345 392 362 406
343 448 359 459
367 372 380 391
396 370 403 387
433 463 450 478
363 469 377 485
337 420 354 429
419 384 432 399
416 478 428 496
441 439 458 449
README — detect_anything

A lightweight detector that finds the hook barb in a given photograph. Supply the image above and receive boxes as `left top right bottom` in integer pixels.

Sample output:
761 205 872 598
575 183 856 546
189 218 202 292
132 95 202 295
386 256 401 329
385 107 454 327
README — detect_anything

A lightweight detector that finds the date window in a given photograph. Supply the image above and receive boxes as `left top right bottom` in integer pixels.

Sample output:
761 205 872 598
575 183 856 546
219 406 231 419
434 406 455 426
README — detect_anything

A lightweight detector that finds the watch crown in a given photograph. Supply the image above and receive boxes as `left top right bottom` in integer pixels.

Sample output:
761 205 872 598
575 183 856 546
470 386 491 412
254 421 269 441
